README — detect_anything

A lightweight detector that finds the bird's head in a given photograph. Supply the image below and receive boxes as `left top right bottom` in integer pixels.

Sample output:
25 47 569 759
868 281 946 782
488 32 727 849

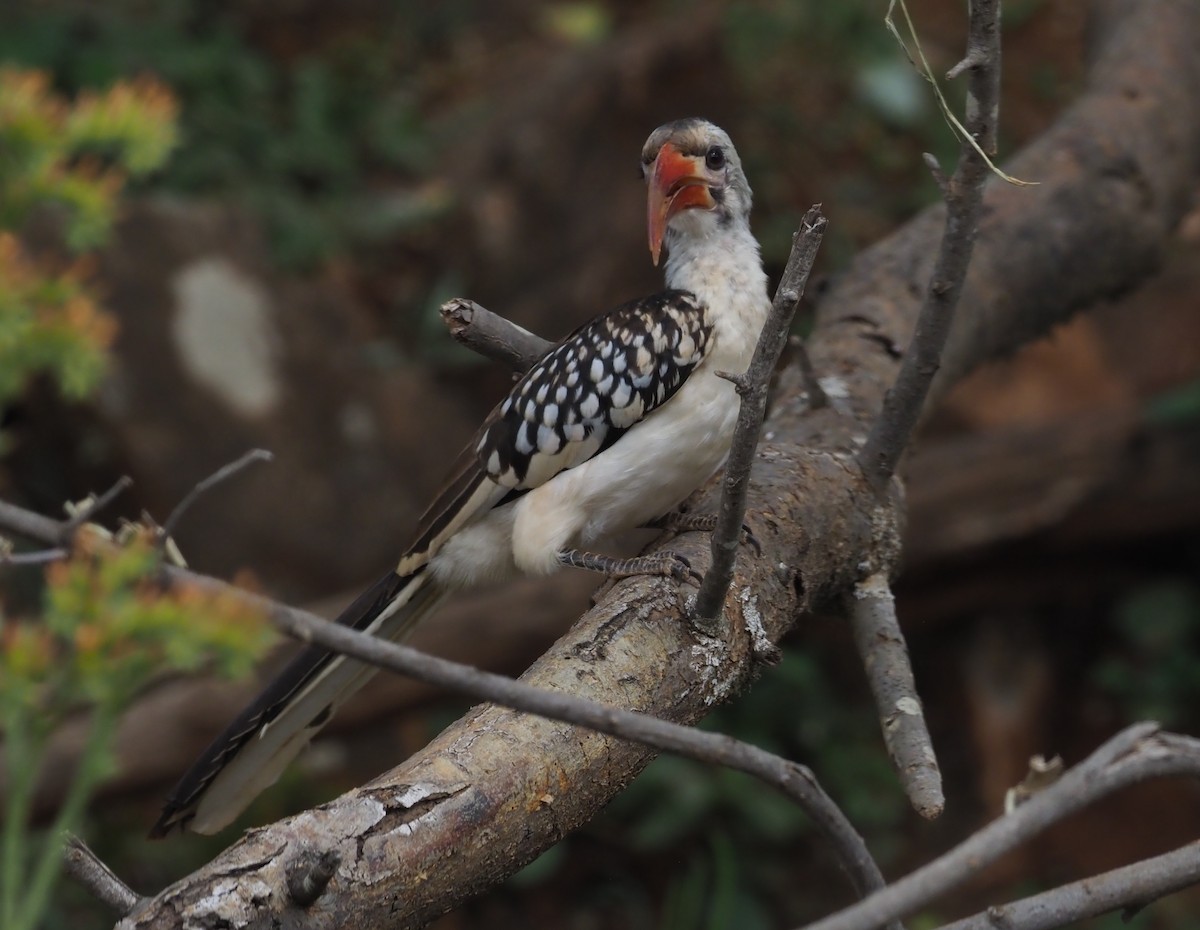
641 118 752 266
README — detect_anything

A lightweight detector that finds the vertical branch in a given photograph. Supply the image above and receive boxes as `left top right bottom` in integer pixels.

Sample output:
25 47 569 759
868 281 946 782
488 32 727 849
693 206 827 623
857 0 1003 492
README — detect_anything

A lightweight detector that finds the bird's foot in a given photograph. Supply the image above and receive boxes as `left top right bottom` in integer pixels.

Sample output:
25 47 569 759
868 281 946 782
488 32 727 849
558 548 702 585
644 512 762 556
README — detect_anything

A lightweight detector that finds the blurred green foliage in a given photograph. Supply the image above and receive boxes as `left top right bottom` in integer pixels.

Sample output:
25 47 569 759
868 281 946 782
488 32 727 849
1093 580 1200 728
0 68 176 415
0 69 176 248
540 2 614 44
0 0 442 268
1 526 273 930
723 1 944 268
1146 380 1200 425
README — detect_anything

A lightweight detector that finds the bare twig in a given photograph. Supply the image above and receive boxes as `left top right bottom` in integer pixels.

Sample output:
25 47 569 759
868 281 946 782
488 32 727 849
62 833 141 917
0 546 67 566
858 0 1002 492
0 496 894 911
157 449 274 545
945 49 986 82
692 206 827 624
0 499 60 544
847 573 942 819
937 841 1200 930
922 152 950 198
799 723 1200 930
440 297 553 372
58 476 133 542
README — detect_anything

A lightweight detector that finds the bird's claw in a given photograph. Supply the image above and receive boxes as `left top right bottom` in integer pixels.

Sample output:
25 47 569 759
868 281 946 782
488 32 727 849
662 552 704 586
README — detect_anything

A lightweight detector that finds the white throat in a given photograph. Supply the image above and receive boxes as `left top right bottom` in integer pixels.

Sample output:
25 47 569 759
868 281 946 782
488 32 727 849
662 213 770 359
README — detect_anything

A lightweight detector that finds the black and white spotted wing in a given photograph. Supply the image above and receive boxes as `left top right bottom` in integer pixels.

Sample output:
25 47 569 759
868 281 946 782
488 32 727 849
476 289 711 490
398 289 711 574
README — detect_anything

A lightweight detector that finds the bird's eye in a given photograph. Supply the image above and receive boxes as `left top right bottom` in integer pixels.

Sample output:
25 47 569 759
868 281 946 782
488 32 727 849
705 146 726 170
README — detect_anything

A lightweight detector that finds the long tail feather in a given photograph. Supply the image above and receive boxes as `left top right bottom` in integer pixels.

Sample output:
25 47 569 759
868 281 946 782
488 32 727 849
150 568 446 837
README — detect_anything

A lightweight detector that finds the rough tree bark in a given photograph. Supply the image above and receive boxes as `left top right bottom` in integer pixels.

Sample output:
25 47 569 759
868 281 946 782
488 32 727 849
28 406 1200 815
118 1 1200 927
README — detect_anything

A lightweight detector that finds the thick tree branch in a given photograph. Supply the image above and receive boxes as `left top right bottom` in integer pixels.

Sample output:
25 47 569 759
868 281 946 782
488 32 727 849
26 402 1198 818
847 574 942 819
0 497 891 914
801 724 1200 930
177 566 890 903
857 0 1001 492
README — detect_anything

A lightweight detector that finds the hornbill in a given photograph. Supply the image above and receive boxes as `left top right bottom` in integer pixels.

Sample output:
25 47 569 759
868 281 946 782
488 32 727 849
152 118 771 837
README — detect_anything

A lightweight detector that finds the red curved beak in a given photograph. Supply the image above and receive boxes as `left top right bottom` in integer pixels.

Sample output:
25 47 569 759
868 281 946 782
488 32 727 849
647 143 715 266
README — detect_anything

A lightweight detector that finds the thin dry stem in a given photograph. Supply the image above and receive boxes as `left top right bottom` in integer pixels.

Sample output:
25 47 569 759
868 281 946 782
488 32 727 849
847 574 943 819
693 206 827 623
158 449 274 545
860 0 1003 490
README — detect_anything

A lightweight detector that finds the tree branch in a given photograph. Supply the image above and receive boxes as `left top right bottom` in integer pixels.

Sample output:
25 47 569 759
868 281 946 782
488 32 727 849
847 573 942 819
62 833 141 918
59 476 133 542
0 496 892 915
693 206 826 623
937 840 1200 930
439 297 552 371
857 0 1002 492
801 724 1200 930
177 565 891 905
157 449 273 546
0 546 67 566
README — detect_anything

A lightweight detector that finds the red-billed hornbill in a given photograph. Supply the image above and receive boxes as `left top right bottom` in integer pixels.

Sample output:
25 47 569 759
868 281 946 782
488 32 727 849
152 118 771 837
